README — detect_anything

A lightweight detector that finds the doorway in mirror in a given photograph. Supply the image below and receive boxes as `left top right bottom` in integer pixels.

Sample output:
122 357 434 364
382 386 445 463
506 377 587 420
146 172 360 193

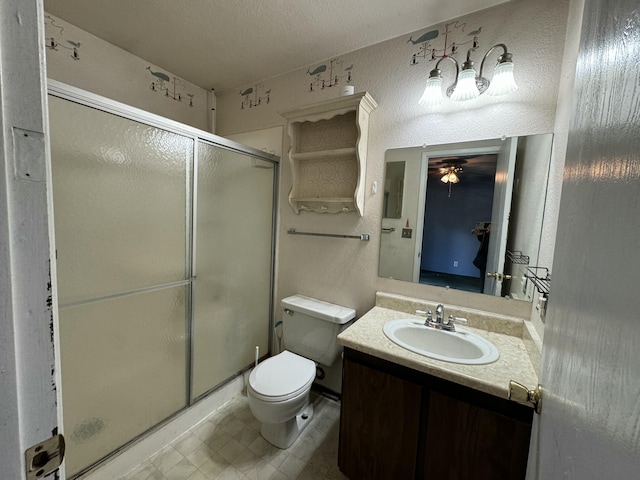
379 134 553 302
419 153 498 293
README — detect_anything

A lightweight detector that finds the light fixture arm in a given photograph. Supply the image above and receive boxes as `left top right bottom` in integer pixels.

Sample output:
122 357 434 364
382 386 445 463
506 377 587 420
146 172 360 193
460 48 475 71
430 56 460 97
477 43 511 81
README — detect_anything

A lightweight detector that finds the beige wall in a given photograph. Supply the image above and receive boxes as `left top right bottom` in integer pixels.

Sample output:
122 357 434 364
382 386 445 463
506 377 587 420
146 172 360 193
44 0 578 332
215 0 572 322
44 14 210 131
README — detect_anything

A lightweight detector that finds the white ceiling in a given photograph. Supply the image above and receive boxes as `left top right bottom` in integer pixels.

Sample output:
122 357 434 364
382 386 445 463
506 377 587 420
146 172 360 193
43 0 509 93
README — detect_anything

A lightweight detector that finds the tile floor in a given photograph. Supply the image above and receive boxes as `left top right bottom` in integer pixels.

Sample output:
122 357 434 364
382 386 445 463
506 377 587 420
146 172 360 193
119 392 348 480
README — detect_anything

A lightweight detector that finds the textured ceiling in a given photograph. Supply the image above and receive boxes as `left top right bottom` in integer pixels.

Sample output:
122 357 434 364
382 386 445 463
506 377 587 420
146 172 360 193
43 0 509 92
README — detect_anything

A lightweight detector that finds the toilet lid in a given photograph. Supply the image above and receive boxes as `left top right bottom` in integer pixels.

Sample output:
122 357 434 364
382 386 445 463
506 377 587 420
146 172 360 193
249 351 316 400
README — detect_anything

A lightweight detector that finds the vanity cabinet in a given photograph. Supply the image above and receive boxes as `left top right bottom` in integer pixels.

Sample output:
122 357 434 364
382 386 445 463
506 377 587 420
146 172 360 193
280 92 377 216
338 348 533 480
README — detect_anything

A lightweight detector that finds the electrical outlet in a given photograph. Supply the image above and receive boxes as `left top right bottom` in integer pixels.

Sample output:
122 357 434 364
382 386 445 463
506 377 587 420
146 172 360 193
453 261 458 267
402 228 412 239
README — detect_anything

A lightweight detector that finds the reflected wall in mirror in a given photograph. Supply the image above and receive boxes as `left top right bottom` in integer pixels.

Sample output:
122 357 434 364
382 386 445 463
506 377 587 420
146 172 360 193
379 134 553 303
383 161 405 218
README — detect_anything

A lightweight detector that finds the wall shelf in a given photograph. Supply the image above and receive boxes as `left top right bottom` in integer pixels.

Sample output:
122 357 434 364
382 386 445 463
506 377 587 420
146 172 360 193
280 92 378 215
506 250 530 265
525 267 551 296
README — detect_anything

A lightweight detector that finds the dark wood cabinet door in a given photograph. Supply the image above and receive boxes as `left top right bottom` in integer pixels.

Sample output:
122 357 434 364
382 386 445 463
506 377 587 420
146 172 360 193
422 390 531 480
339 356 422 480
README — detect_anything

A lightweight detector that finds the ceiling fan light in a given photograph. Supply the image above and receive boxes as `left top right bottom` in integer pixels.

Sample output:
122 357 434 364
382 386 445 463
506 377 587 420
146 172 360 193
449 172 460 183
441 173 450 183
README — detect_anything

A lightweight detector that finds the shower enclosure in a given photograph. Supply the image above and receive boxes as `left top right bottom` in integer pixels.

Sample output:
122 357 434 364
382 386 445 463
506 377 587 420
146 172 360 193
47 83 278 477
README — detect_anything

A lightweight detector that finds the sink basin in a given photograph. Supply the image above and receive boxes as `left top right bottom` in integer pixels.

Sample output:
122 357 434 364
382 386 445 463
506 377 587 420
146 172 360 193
382 319 499 365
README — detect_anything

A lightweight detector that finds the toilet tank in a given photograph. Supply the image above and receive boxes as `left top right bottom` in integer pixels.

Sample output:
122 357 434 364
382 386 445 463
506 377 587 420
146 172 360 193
281 295 356 366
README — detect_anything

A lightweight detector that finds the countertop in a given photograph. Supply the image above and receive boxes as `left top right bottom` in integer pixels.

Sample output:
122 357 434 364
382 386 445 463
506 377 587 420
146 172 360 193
337 296 539 402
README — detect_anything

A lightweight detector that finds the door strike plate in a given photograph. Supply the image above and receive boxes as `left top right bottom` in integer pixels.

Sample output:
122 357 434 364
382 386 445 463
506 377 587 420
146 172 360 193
508 380 542 414
25 434 65 480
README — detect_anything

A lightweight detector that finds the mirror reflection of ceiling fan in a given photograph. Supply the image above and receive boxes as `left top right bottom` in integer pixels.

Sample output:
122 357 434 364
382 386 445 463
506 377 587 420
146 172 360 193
428 154 498 184
428 157 467 184
440 165 463 184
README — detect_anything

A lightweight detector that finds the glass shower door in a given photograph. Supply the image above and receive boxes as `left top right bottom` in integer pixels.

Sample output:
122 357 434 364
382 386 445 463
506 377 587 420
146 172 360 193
49 96 192 476
191 143 275 399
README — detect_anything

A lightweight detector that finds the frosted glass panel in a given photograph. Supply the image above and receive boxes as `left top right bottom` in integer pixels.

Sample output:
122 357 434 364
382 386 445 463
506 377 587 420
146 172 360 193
59 287 187 476
49 96 191 304
192 144 274 398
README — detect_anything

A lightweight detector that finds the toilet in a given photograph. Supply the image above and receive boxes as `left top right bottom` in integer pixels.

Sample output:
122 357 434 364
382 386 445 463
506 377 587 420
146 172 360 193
247 294 356 449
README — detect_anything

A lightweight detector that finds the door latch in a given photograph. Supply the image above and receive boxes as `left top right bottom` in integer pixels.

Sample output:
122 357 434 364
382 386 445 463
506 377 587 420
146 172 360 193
508 380 542 414
487 272 512 282
25 434 65 480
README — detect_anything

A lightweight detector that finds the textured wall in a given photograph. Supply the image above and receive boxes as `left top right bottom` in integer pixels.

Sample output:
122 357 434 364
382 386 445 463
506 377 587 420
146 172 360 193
44 14 210 131
216 0 571 320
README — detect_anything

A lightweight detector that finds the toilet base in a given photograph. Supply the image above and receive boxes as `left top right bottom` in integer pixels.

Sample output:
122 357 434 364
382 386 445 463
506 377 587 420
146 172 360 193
260 403 314 449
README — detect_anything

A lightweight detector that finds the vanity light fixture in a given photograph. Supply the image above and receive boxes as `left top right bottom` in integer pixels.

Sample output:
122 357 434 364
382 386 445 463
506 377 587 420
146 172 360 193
418 43 517 107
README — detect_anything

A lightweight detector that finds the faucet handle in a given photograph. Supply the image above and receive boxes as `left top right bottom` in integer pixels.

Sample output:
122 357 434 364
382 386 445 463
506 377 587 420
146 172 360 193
425 311 433 325
416 310 433 326
447 314 468 325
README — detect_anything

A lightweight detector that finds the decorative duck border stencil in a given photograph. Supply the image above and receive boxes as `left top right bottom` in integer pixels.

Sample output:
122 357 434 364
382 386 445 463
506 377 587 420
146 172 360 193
45 15 81 61
147 67 195 107
408 21 483 66
306 58 353 92
239 84 271 109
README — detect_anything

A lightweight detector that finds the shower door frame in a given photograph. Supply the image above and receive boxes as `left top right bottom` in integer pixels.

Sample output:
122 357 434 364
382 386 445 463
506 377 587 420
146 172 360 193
47 79 280 475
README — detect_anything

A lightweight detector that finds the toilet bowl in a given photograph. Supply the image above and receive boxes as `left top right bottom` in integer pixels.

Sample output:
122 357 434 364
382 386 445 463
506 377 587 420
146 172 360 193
247 350 316 449
247 295 356 449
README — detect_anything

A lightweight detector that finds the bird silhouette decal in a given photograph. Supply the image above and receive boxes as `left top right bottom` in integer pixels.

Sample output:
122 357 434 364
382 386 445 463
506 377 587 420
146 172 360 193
467 27 483 36
407 29 439 45
307 65 327 76
240 87 254 96
146 66 170 83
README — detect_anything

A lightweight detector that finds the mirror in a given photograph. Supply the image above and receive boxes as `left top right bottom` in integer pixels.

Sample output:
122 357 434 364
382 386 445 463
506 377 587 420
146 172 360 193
383 161 405 218
379 134 553 302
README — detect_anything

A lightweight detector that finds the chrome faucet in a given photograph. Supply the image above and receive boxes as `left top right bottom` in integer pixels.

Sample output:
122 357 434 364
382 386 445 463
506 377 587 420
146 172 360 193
416 304 468 331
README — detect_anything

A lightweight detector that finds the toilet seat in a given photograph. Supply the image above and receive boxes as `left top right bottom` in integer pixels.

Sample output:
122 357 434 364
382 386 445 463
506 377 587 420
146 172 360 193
249 351 316 402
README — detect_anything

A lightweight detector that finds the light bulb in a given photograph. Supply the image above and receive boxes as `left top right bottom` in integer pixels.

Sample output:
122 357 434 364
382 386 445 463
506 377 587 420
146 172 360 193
485 61 518 96
418 75 444 106
451 68 480 101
